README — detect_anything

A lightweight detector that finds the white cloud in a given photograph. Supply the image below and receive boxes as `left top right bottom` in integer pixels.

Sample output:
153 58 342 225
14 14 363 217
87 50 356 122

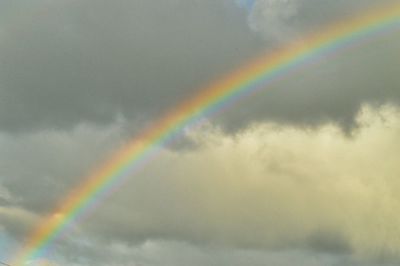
243 0 397 41
248 0 300 41
75 104 400 259
0 183 12 202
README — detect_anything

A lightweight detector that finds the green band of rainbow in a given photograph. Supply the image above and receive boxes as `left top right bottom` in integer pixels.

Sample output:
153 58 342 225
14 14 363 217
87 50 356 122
13 3 400 265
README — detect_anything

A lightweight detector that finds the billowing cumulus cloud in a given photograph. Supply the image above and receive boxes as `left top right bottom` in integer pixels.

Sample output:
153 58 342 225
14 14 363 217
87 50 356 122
1 1 400 265
2 105 400 265
79 105 400 259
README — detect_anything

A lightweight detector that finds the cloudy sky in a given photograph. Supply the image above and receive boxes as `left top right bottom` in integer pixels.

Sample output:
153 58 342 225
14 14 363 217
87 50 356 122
1 0 400 265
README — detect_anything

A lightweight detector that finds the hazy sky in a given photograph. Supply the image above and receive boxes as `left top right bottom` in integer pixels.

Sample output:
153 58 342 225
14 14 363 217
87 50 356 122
1 1 399 265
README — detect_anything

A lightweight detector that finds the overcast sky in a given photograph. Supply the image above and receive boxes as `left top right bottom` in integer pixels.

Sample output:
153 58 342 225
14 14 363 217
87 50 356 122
1 1 400 265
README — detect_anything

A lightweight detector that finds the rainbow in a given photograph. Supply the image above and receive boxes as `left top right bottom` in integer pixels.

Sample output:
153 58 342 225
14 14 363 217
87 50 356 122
12 3 400 265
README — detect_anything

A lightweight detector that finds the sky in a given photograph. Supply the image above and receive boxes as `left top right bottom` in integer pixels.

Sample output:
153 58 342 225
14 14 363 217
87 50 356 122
0 0 400 265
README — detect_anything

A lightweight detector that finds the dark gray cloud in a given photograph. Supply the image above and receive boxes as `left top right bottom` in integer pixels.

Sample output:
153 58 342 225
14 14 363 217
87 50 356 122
1 1 400 265
217 31 400 131
0 0 263 132
222 0 400 131
0 0 398 135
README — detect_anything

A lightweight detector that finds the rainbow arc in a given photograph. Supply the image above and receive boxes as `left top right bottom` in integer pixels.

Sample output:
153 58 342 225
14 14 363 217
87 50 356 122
12 3 400 265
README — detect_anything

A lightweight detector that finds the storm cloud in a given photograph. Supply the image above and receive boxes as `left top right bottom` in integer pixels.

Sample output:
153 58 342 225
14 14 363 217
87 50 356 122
0 0 398 134
1 1 399 265
0 0 263 132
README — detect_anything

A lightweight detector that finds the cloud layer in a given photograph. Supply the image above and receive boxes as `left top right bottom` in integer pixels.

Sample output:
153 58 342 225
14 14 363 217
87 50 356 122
2 105 400 264
0 0 262 132
83 105 400 258
1 1 399 265
0 0 399 134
